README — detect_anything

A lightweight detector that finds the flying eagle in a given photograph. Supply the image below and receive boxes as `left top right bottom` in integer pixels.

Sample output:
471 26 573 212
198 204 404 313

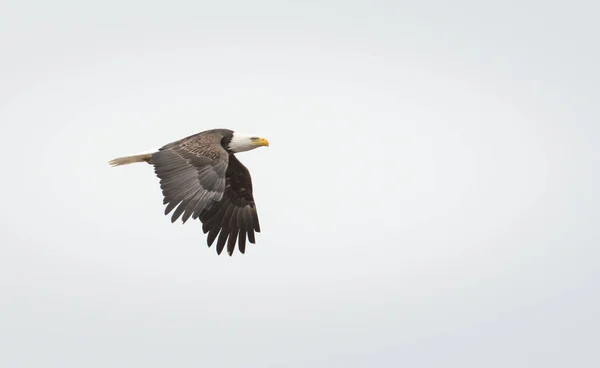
109 129 269 256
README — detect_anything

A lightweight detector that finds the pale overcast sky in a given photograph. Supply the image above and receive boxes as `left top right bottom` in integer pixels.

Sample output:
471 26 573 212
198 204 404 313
1 1 598 367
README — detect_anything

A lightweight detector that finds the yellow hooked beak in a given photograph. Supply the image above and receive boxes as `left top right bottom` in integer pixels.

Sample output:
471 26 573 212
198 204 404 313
257 137 269 147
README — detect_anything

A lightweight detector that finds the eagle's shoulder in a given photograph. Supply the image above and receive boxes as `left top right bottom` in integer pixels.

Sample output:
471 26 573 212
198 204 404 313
160 129 233 161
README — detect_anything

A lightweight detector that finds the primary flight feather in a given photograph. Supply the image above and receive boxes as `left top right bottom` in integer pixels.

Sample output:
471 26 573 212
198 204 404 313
109 128 269 256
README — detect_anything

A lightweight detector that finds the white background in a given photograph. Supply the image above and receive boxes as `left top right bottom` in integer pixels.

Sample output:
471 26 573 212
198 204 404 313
1 1 598 367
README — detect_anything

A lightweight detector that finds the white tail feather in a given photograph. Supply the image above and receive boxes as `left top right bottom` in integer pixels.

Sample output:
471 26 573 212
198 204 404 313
109 148 158 167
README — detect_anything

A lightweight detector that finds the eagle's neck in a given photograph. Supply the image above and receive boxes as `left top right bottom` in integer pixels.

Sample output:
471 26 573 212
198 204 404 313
226 132 258 153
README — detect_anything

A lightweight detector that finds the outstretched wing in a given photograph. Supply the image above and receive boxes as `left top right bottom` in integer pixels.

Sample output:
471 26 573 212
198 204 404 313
199 154 260 256
151 133 229 224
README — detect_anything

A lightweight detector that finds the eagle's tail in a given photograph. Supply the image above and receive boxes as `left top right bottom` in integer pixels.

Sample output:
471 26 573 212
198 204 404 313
109 152 154 167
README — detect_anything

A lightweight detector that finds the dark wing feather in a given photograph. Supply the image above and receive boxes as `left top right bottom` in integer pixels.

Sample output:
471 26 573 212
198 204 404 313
151 132 229 225
199 154 260 256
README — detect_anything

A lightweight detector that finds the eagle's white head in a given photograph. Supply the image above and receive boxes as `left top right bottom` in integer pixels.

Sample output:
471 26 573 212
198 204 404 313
228 132 270 153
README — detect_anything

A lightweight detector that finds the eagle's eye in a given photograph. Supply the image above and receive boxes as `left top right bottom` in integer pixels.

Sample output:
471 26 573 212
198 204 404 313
250 137 260 142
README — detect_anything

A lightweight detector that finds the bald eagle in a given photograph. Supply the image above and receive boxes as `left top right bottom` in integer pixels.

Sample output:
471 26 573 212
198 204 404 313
109 129 269 256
